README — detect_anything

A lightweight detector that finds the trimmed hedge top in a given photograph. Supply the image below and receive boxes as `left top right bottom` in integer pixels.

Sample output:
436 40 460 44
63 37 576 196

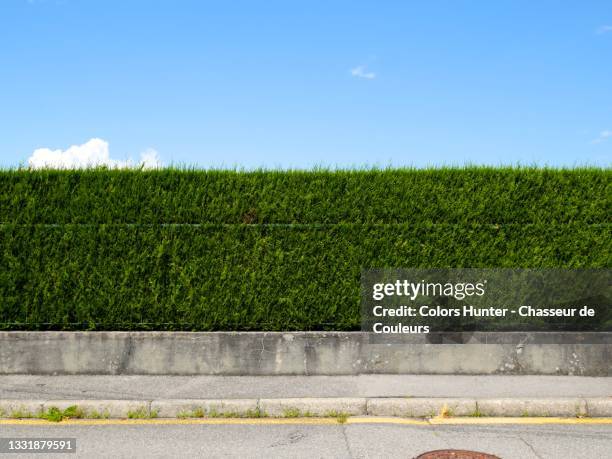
1 168 610 224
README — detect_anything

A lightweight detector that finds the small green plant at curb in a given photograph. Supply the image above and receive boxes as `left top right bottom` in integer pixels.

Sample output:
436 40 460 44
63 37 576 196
39 407 64 422
89 409 110 419
521 410 530 417
207 409 241 418
37 406 84 423
203 408 267 419
282 408 301 418
127 407 147 419
177 408 205 419
326 411 349 424
10 409 34 419
9 406 75 422
62 405 85 419
127 407 157 419
470 408 484 417
245 408 267 418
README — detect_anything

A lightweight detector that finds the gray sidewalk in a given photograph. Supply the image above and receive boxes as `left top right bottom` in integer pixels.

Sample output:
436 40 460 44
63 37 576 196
1 374 610 399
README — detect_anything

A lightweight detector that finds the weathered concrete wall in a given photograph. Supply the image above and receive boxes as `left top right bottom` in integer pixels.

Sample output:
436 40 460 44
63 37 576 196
0 332 609 376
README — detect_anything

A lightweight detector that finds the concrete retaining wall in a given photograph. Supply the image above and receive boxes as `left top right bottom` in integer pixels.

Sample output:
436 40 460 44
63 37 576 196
0 332 610 376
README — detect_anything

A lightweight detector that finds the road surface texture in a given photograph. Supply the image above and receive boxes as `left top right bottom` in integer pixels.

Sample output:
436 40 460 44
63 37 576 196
1 421 610 458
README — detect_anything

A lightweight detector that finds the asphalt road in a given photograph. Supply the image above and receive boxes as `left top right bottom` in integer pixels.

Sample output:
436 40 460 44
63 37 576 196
1 422 610 458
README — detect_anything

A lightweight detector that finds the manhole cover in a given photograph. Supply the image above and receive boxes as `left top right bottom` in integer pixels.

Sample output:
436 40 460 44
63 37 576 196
416 450 500 459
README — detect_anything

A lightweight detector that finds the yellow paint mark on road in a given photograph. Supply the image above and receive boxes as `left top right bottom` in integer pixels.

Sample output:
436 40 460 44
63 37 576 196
428 417 612 425
0 418 340 426
347 417 429 426
1 417 611 427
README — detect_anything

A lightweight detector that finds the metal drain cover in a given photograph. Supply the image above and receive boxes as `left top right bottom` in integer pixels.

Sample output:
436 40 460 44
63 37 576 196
416 450 500 459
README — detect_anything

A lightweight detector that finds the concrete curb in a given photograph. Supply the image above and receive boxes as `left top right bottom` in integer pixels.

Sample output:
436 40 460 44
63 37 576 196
1 397 610 419
367 398 477 417
259 398 366 417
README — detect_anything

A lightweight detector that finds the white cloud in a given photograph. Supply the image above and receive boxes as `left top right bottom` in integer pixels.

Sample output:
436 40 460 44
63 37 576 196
591 130 612 144
27 138 162 169
350 65 376 80
596 25 612 34
138 148 163 169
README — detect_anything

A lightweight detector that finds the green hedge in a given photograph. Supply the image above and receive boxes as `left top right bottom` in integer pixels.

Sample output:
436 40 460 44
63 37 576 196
0 168 610 330
1 224 609 331
0 168 610 224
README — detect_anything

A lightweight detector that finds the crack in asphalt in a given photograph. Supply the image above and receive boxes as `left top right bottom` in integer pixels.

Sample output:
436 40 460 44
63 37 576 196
341 424 355 459
268 429 306 448
519 435 544 459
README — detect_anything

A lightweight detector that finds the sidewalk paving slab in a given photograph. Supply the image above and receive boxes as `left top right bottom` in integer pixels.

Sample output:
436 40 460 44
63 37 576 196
1 375 609 400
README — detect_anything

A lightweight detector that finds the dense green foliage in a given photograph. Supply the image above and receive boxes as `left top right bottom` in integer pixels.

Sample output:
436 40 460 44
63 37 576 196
0 168 610 330
1 168 609 224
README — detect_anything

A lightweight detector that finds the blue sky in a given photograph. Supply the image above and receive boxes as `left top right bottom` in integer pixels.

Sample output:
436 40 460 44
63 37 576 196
1 0 611 168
